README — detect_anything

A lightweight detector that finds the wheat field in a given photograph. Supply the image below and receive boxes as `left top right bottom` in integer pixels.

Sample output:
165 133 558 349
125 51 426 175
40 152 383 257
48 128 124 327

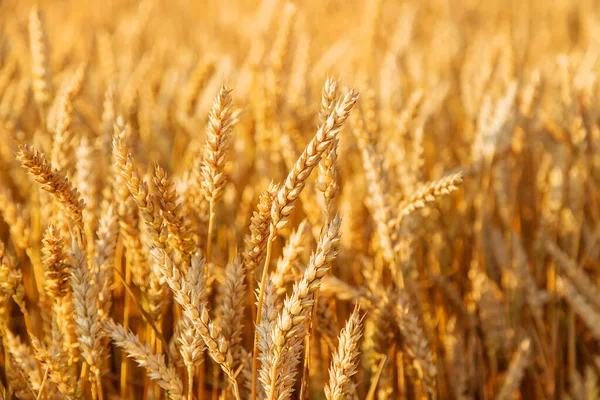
0 0 598 399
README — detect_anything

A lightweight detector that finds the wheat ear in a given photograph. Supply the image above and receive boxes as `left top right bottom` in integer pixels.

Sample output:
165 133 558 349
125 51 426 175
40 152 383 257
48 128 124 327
52 63 86 175
217 256 247 368
70 241 105 398
262 215 342 400
103 319 184 400
396 171 464 219
324 304 363 400
396 293 437 399
251 89 357 400
201 86 237 267
16 144 85 234
41 224 71 300
497 338 532 400
29 6 53 110
151 247 241 400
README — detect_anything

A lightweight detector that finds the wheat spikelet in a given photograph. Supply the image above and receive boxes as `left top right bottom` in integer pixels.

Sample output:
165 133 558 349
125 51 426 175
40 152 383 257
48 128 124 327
0 185 30 250
112 130 164 247
317 137 339 216
256 279 280 394
0 241 25 309
397 89 424 138
168 251 207 399
0 3 598 399
318 77 340 125
352 106 397 277
100 82 116 156
471 268 512 358
76 136 99 247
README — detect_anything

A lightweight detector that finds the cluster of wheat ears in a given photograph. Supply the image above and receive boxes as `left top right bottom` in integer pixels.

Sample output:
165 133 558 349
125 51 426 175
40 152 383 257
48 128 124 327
0 0 599 399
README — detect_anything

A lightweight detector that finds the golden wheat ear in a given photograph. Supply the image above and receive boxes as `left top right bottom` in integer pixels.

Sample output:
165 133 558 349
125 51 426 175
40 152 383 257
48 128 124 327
103 319 185 400
29 6 53 111
324 304 363 400
16 144 86 234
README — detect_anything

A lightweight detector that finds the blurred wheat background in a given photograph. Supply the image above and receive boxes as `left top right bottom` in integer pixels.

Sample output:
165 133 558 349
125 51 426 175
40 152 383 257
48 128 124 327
0 0 599 399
